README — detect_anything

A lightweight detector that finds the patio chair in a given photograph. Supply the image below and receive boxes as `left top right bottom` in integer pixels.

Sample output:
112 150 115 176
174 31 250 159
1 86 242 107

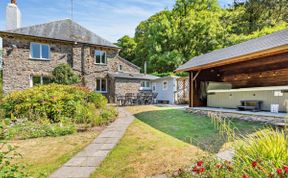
152 93 158 104
115 94 125 106
124 93 134 106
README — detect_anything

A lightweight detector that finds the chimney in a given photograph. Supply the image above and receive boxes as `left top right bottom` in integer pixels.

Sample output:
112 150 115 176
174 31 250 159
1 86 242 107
6 0 21 30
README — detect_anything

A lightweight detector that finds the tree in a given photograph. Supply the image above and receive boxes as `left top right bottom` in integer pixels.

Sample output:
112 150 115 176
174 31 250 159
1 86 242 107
116 35 137 62
116 0 288 74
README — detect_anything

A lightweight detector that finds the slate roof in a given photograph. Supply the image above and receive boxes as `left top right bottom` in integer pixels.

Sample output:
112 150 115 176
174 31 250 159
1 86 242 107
176 29 288 72
0 19 118 48
108 72 159 80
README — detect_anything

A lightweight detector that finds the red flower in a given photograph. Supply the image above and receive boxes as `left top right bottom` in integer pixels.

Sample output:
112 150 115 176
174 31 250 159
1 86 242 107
199 167 205 173
277 168 283 175
193 166 199 174
242 175 248 178
283 165 288 174
252 161 257 168
197 160 204 167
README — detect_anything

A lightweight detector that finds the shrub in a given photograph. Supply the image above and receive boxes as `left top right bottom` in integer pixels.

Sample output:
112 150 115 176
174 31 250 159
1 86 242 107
175 114 288 177
52 64 80 85
1 84 89 122
0 143 30 177
88 92 108 109
1 84 117 139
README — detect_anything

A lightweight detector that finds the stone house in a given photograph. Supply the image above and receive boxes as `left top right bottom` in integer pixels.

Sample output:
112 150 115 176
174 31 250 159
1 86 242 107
0 1 157 102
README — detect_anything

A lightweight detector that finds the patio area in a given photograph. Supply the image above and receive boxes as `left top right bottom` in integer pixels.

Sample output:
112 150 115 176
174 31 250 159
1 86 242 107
188 107 287 127
192 107 286 118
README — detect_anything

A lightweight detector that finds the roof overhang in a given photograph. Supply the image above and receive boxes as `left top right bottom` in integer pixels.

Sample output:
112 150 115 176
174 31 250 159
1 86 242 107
0 31 121 49
175 45 288 73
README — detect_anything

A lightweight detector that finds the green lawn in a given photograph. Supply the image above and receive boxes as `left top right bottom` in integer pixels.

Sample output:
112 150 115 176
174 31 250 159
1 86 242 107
131 106 265 153
91 119 204 178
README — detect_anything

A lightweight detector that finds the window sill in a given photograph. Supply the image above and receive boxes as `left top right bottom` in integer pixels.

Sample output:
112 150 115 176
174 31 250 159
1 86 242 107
94 63 107 66
95 91 108 94
140 87 152 91
29 58 51 61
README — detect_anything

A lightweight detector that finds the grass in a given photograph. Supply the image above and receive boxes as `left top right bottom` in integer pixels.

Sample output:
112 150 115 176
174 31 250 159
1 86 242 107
91 119 205 178
8 129 101 177
127 105 265 153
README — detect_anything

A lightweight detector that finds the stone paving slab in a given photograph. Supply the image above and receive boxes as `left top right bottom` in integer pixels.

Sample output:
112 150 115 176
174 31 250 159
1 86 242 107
49 108 134 178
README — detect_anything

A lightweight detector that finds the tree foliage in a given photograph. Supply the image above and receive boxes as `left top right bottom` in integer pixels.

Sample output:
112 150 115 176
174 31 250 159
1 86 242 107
116 0 288 73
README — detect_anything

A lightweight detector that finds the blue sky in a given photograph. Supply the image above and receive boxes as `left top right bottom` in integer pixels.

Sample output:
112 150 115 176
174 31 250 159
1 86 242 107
0 0 233 43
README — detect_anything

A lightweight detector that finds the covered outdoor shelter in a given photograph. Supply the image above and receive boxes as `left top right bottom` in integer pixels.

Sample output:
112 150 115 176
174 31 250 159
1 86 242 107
175 29 288 113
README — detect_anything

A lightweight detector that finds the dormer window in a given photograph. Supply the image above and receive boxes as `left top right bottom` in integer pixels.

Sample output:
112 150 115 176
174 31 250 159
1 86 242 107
95 50 107 64
30 43 50 60
118 64 123 72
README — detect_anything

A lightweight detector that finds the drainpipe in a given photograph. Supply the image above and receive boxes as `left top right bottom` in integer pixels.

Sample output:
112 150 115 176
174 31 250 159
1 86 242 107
144 60 147 75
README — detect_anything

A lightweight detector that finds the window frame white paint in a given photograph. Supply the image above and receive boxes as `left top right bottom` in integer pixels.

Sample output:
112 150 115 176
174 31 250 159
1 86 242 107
30 42 51 60
94 50 107 65
140 80 151 90
152 83 156 91
95 78 108 93
118 64 123 72
162 80 168 91
29 75 51 87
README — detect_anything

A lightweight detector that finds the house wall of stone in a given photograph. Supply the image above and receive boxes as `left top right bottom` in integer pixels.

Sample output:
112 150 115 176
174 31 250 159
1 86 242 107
2 37 117 93
2 38 72 93
108 57 140 74
2 37 141 102
114 78 141 96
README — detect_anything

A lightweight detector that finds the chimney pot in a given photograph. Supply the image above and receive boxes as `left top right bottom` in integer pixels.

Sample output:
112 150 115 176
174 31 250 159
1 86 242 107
11 0 17 4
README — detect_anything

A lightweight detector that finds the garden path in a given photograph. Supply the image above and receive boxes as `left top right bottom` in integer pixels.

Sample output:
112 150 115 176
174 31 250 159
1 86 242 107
49 107 134 178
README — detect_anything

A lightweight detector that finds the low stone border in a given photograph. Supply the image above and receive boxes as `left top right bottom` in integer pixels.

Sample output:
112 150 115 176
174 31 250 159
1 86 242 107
49 108 135 178
187 108 287 127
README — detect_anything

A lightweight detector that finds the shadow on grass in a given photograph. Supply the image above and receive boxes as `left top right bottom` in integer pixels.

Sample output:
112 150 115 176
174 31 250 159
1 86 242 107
134 108 265 153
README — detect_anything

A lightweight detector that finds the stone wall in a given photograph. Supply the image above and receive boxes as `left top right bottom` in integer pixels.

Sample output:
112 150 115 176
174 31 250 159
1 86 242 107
108 56 140 74
187 108 286 127
2 38 72 93
109 78 141 102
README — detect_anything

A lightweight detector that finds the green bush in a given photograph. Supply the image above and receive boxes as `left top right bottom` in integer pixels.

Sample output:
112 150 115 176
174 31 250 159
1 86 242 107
1 84 89 122
0 143 30 177
88 92 108 109
52 64 80 85
0 84 117 139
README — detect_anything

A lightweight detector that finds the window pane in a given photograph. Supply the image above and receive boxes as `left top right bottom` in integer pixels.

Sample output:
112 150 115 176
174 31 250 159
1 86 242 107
146 82 150 88
101 52 106 64
42 76 51 85
41 45 49 59
95 51 101 64
33 76 41 86
101 79 107 92
96 79 101 91
31 43 41 58
141 81 145 87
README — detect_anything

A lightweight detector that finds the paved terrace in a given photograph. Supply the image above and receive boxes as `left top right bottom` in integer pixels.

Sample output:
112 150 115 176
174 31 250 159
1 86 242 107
50 108 134 178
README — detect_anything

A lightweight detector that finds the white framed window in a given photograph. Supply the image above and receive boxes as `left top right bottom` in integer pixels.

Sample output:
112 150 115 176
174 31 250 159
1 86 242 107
140 81 151 90
118 64 123 72
152 84 156 91
30 43 50 60
95 78 107 93
94 50 107 64
162 81 168 90
29 75 51 87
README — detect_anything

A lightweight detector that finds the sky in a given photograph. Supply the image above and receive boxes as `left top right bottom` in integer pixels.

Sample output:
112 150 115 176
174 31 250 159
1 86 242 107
0 0 234 43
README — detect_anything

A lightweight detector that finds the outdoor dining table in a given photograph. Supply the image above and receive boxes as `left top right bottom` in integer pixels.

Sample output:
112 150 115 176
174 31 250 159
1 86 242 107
116 92 157 106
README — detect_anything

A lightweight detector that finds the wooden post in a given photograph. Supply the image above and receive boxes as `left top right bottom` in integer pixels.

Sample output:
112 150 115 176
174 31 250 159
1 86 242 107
189 72 193 107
